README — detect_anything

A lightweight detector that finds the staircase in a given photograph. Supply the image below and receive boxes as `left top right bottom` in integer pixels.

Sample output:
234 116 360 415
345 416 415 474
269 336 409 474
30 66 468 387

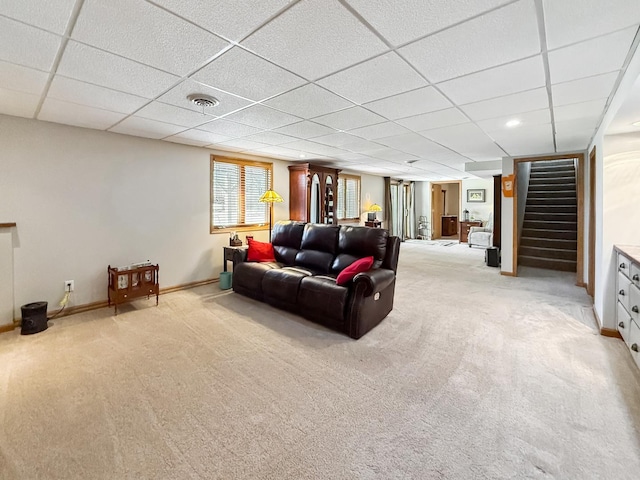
519 159 577 272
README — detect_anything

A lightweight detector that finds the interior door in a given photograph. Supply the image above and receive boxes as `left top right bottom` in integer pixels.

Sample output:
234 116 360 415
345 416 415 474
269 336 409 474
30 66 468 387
431 183 443 239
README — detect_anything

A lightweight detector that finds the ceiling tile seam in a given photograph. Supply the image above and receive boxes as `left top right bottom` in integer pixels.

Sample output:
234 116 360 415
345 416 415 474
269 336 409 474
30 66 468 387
0 12 66 37
534 0 557 153
550 69 621 88
32 0 86 119
586 25 640 149
545 23 640 54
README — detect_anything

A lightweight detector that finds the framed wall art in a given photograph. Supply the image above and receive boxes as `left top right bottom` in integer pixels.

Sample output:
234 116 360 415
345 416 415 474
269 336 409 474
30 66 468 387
467 189 485 203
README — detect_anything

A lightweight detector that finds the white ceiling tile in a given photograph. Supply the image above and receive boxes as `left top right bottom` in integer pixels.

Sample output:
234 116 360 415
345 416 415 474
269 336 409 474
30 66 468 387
192 47 305 101
0 0 76 34
165 129 232 147
317 52 427 104
0 17 61 71
0 88 40 118
554 118 600 136
363 87 453 120
218 139 273 151
476 108 551 132
135 102 214 128
396 108 469 131
399 0 540 83
491 123 555 156
57 41 179 98
348 122 412 140
375 132 452 157
38 98 126 130
460 88 549 121
72 0 229 76
243 0 388 80
281 140 348 157
553 98 607 123
109 116 185 139
312 107 386 130
311 132 372 148
222 104 300 130
152 0 292 42
264 83 353 118
0 61 48 95
48 76 148 114
368 148 420 162
197 119 263 138
347 0 512 46
241 131 298 145
548 27 637 84
158 79 252 116
341 139 389 155
420 123 505 160
272 121 336 139
552 72 619 107
543 0 640 49
255 145 307 159
437 56 546 105
555 129 595 152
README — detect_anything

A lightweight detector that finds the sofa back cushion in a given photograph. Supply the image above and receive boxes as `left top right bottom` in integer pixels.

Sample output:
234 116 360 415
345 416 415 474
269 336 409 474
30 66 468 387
271 221 305 265
331 226 388 273
295 224 340 273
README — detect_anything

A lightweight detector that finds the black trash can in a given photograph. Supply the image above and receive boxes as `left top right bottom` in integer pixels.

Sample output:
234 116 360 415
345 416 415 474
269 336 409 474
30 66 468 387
486 247 500 267
21 302 48 335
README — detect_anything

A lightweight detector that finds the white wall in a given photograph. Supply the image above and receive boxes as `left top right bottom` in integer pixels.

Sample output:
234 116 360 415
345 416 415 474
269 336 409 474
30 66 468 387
0 115 290 318
516 162 531 241
501 157 515 273
461 178 494 223
441 183 459 217
351 171 385 226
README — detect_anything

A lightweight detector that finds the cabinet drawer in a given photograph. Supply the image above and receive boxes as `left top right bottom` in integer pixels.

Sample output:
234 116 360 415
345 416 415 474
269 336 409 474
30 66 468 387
629 320 640 369
618 253 632 278
617 301 632 346
618 271 631 311
631 263 640 287
629 282 640 321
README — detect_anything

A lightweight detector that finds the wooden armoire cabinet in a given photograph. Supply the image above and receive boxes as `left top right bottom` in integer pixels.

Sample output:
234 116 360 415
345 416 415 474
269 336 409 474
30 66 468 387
288 164 341 224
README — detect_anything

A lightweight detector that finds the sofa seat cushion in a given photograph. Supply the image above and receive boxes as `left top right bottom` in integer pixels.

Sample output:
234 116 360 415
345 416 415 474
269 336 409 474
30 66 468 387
298 275 349 323
233 262 281 294
262 267 311 304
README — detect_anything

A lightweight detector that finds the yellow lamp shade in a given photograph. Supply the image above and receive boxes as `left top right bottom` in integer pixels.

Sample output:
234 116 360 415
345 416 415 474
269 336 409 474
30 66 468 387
369 203 382 212
259 190 284 203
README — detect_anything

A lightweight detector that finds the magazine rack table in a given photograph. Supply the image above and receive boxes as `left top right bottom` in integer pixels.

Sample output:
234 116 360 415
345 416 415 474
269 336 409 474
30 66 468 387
107 264 159 315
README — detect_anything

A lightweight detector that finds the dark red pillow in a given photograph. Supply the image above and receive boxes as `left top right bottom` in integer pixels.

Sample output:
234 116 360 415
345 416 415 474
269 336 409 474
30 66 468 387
336 256 374 285
247 239 276 262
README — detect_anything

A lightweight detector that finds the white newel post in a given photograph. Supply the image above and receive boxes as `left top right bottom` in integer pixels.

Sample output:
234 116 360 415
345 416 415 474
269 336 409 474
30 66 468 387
0 224 16 328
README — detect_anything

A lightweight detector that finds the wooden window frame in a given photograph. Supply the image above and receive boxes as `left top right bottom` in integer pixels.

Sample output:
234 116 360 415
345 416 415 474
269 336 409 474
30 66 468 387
210 155 273 234
338 174 361 222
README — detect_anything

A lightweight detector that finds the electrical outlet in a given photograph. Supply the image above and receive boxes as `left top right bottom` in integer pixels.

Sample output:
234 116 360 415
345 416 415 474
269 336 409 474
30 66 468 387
65 280 74 292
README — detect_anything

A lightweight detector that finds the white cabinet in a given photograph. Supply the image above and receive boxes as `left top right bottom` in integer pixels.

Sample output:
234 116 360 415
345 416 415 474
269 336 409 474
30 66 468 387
615 246 640 370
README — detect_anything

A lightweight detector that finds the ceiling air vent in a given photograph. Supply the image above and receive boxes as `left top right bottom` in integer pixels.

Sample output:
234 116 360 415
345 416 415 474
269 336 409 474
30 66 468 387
187 94 219 109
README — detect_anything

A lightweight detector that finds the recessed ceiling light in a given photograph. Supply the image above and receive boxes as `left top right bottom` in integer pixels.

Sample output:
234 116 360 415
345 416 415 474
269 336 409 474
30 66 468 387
505 119 521 128
187 94 219 109
299 154 306 158
632 121 640 127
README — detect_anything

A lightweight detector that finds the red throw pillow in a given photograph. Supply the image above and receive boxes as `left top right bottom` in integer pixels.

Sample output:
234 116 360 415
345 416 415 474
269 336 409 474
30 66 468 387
247 239 276 262
336 256 374 285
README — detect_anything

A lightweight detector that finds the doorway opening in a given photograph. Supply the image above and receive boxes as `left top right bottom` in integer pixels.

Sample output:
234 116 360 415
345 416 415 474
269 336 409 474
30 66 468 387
431 181 462 240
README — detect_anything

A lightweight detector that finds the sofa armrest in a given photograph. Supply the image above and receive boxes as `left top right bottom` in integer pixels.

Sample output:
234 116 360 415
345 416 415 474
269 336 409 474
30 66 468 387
232 248 248 266
468 226 486 234
353 268 395 297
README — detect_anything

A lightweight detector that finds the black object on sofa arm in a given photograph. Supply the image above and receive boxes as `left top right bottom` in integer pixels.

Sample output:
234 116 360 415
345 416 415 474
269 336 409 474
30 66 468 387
231 221 401 339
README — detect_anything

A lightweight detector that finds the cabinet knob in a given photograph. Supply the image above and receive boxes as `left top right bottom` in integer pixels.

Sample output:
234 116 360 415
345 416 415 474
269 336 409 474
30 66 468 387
619 290 625 296
620 263 626 269
632 344 639 353
633 306 639 313
634 274 639 281
619 321 625 328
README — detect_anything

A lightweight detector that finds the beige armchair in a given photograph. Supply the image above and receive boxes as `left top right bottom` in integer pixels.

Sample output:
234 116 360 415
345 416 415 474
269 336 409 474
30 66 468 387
468 214 493 248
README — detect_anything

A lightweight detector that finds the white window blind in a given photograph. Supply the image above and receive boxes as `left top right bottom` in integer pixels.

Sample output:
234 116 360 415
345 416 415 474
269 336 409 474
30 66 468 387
337 175 360 220
211 158 272 231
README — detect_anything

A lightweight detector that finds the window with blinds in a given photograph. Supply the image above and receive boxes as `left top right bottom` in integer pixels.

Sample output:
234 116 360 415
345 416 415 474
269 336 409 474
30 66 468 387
337 175 361 220
210 157 273 232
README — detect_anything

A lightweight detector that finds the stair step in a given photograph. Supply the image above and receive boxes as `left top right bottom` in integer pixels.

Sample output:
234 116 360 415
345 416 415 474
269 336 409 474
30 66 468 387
526 205 577 214
528 183 576 191
526 197 577 205
518 255 577 272
529 176 576 185
527 190 576 198
530 169 575 178
519 245 576 260
531 160 575 169
520 237 577 250
522 228 577 240
524 220 577 230
524 212 578 222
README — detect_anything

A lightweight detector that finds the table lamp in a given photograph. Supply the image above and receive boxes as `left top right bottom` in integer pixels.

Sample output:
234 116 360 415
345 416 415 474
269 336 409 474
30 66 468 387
259 189 283 241
368 203 382 222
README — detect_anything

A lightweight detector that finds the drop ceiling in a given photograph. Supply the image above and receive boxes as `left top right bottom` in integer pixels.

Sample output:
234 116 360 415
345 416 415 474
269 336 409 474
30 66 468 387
1 0 639 181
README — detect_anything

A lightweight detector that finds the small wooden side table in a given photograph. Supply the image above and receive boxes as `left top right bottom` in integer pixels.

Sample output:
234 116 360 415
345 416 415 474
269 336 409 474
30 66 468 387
365 220 381 228
459 221 482 243
107 264 159 315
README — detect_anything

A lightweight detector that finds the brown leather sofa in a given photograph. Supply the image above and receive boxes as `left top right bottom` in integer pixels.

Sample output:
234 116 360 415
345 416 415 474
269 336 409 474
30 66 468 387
232 221 401 339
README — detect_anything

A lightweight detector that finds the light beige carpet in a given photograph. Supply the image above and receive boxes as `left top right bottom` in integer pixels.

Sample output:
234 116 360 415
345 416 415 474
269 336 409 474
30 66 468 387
1 243 639 479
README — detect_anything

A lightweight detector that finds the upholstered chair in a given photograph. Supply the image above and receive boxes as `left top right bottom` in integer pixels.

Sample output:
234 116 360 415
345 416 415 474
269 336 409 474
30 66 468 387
468 214 493 248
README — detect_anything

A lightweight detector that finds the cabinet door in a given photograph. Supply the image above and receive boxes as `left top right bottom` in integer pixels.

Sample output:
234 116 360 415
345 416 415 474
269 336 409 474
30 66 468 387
631 262 640 288
629 282 640 323
617 301 632 346
618 271 631 312
628 320 640 369
618 253 632 279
